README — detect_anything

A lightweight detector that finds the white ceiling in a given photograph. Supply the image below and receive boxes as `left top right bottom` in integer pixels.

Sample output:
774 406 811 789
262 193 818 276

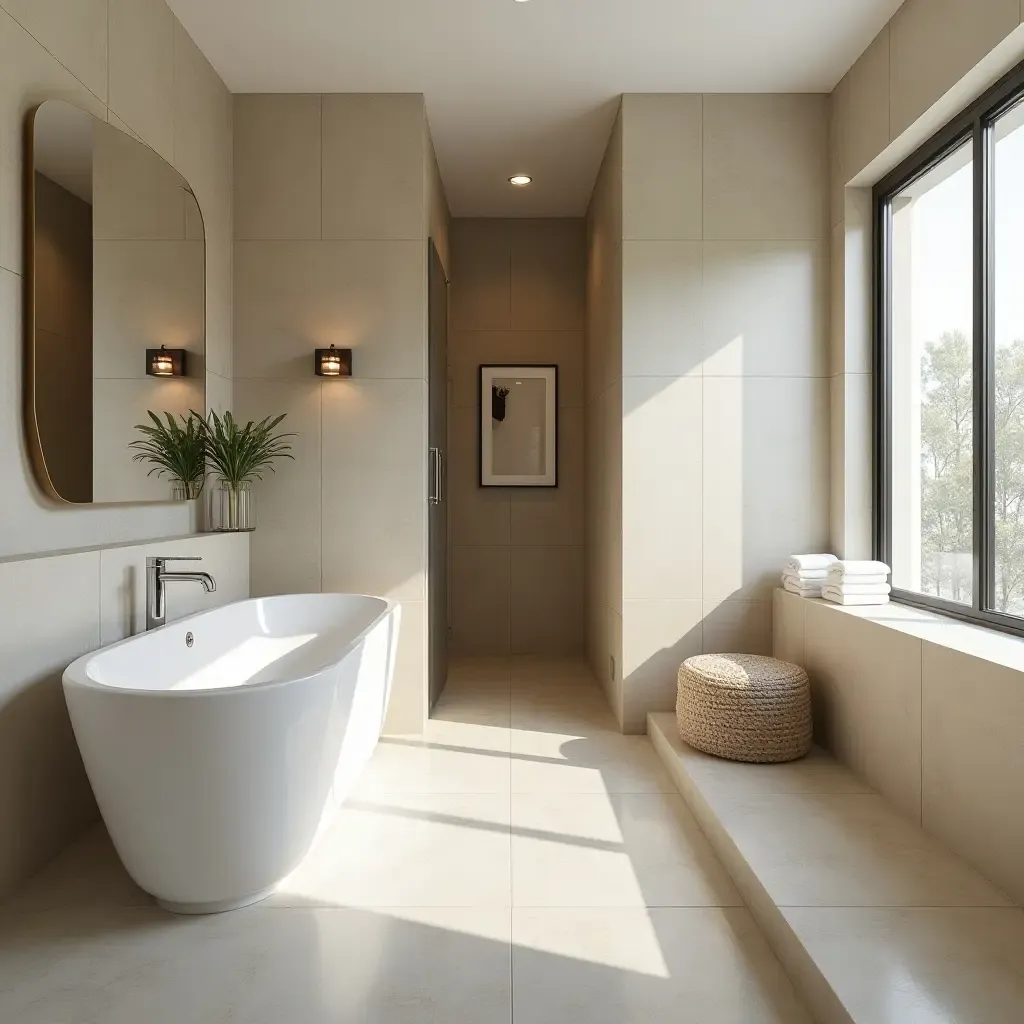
167 0 902 217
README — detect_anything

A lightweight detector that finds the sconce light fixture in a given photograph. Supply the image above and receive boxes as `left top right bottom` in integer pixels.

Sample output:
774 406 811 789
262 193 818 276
146 346 186 377
314 345 352 377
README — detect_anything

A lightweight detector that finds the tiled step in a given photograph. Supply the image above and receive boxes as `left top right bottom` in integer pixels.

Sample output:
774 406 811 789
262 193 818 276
647 713 1024 1024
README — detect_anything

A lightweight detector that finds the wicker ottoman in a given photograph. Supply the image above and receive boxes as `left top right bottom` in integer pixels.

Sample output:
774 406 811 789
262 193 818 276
676 654 812 763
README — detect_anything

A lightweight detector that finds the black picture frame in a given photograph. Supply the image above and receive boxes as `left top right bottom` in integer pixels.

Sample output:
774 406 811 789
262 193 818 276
478 364 558 488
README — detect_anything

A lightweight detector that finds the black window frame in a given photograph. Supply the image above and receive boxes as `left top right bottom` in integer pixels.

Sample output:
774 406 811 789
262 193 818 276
874 57 1024 638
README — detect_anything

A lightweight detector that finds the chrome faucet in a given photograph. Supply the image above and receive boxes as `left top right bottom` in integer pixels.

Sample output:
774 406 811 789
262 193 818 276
145 556 217 631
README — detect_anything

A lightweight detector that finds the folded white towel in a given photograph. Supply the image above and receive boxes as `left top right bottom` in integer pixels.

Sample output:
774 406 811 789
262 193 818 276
824 572 889 587
783 568 830 582
828 559 890 578
784 578 823 598
827 582 891 597
787 554 839 573
822 587 890 607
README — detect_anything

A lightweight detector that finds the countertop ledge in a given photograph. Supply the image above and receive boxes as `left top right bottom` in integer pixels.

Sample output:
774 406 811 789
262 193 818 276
777 588 1024 675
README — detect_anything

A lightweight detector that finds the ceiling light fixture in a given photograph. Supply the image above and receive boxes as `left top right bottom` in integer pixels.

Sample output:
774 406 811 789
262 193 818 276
509 175 532 186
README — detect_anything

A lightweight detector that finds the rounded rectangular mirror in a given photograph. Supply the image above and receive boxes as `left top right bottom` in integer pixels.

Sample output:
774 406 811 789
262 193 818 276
27 100 206 505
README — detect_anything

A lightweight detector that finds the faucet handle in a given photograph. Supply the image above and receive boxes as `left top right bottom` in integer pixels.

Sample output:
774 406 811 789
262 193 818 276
146 555 203 566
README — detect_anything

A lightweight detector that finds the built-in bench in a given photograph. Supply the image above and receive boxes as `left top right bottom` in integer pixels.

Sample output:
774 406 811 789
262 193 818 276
648 713 1024 1024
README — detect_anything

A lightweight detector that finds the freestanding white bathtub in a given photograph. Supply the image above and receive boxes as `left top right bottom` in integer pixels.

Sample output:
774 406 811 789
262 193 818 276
63 594 399 914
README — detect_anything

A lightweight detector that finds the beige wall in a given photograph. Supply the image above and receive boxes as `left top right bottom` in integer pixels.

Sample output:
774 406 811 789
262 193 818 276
448 218 586 655
0 0 233 555
775 588 1024 905
613 93 831 733
0 0 235 898
234 93 445 734
829 1 1024 558
585 109 623 722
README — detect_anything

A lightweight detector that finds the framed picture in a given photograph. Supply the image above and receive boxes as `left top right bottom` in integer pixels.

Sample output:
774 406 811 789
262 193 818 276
479 364 558 487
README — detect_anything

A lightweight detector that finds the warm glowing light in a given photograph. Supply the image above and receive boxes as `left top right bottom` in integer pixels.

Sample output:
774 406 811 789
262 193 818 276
314 345 353 377
146 345 186 377
509 175 532 186
152 353 174 376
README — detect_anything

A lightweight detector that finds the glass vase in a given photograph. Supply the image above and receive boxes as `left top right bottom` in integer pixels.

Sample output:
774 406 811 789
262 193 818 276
209 481 256 532
171 479 204 501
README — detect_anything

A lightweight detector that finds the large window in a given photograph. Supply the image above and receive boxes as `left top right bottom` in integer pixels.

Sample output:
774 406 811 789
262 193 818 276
877 62 1024 634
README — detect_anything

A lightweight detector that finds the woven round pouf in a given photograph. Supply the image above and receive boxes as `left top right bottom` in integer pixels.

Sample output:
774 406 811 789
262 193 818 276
676 654 812 763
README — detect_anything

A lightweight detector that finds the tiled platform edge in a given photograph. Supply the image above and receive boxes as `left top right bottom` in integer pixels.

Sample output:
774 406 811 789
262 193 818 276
648 713 1024 1024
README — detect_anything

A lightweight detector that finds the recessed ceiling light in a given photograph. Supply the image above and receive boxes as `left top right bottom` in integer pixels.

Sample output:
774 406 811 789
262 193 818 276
509 175 532 186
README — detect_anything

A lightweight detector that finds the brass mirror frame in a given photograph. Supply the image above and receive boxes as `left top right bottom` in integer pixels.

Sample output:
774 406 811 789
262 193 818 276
23 101 207 506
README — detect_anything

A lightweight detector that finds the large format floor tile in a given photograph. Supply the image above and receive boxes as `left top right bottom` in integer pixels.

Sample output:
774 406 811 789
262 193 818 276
511 792 741 908
271 792 512 908
0 658 816 1023
0 905 512 1024
512 907 812 1023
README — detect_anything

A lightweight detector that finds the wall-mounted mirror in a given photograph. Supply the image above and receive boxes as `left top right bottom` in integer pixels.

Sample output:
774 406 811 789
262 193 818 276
26 100 205 505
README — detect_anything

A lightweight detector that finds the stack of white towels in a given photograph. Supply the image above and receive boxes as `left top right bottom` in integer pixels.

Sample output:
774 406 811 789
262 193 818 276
782 555 892 606
822 560 891 606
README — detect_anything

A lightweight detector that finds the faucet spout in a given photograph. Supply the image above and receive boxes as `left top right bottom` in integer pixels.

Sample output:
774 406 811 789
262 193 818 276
145 557 218 631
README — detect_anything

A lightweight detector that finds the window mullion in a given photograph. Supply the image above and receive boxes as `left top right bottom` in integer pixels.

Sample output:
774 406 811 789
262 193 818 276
974 118 996 613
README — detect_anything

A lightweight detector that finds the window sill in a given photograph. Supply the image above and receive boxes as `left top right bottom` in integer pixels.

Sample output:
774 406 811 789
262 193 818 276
779 589 1024 673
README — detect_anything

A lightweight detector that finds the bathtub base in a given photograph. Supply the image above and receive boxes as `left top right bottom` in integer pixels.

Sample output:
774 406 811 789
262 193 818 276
157 885 278 915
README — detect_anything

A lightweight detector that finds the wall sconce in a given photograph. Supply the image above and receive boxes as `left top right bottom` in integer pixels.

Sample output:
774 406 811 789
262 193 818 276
314 345 352 377
146 346 186 377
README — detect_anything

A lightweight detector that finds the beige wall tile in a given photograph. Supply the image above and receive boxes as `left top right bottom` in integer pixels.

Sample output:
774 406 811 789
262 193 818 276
205 370 231 416
234 379 323 597
830 223 845 378
921 642 1024 904
803 603 923 821
510 407 584 546
234 240 426 380
0 552 100 899
449 403 511 547
772 589 807 667
449 330 584 409
843 189 874 377
701 240 828 378
451 545 511 655
622 376 702 601
510 219 586 330
701 599 773 656
234 94 322 240
0 11 106 275
1 0 107 101
108 0 175 162
320 464 426 602
621 241 702 377
889 0 1019 139
450 220 511 330
322 94 426 240
702 377 830 604
383 599 427 735
621 599 703 733
829 75 851 232
832 372 873 560
703 94 829 242
844 26 891 182
510 544 585 655
98 533 249 645
621 93 702 241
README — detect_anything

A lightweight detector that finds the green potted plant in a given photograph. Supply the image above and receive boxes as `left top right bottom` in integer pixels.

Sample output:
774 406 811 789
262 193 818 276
201 410 294 532
129 411 207 500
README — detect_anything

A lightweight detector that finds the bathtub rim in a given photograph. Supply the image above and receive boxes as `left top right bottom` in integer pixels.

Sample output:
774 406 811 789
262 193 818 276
63 593 399 699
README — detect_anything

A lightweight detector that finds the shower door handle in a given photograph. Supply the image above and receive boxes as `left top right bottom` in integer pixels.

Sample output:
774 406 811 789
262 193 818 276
428 447 441 505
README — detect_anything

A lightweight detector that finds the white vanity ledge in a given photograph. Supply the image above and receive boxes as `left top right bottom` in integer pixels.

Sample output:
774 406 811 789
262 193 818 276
782 590 1024 675
0 533 220 567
